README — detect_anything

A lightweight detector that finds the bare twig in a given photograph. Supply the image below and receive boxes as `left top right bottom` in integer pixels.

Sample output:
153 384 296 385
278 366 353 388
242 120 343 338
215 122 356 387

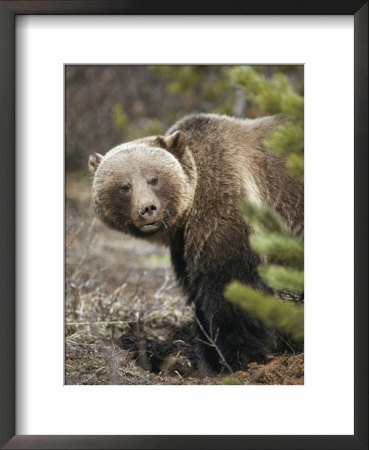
108 334 122 384
66 320 128 326
67 281 81 319
71 218 97 281
154 268 171 299
281 355 303 383
195 316 234 375
174 370 184 381
66 221 84 248
276 332 296 354
109 269 132 309
129 273 144 300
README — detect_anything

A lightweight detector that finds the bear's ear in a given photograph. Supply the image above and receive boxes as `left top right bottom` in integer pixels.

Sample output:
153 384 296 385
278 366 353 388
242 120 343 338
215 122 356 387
88 153 103 175
156 130 187 158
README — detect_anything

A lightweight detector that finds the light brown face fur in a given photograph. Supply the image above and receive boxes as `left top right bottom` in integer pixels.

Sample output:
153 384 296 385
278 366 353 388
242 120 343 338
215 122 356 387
89 132 197 243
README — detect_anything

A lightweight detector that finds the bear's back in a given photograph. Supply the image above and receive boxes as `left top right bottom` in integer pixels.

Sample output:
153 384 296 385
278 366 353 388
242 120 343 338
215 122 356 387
166 113 281 155
167 113 303 235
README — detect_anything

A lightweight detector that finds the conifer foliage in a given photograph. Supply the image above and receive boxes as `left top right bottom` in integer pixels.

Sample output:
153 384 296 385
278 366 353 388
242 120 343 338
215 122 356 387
225 66 304 344
231 66 304 180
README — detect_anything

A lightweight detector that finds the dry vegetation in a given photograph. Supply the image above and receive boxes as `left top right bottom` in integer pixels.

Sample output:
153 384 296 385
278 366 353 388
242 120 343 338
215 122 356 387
65 175 304 385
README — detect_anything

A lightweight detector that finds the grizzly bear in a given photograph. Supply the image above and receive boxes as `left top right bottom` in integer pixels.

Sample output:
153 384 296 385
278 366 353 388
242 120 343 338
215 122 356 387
89 113 304 375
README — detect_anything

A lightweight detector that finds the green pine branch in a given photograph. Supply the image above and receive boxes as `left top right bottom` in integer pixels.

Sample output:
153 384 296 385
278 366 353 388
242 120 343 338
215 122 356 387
230 67 304 121
225 282 304 343
240 200 289 235
264 123 304 156
258 265 304 294
225 66 305 346
250 233 304 270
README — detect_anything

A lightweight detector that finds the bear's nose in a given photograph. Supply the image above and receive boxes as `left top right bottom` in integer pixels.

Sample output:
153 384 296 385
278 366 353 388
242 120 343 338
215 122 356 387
139 203 157 218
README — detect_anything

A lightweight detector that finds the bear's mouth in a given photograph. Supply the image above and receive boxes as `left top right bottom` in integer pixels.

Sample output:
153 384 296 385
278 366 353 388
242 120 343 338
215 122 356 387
139 221 162 233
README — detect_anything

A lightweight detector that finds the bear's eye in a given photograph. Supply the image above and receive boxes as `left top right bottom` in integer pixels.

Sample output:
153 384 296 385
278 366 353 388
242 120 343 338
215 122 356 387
149 178 158 186
119 184 131 193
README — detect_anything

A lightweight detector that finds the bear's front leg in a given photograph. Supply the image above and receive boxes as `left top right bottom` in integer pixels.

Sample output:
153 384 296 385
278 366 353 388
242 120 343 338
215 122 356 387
183 222 278 376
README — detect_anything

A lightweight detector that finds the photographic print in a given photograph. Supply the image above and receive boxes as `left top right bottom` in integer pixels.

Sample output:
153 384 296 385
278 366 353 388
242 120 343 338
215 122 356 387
65 65 304 385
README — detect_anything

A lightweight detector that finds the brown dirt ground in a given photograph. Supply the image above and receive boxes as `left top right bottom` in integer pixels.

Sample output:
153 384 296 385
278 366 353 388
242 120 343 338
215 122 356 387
65 175 304 385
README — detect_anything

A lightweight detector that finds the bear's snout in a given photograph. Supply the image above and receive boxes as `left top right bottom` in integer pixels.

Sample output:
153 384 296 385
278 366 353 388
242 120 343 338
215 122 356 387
132 198 163 233
139 202 158 219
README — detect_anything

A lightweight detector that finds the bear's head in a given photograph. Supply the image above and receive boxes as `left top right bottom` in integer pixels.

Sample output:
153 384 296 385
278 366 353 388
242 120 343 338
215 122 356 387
89 131 197 241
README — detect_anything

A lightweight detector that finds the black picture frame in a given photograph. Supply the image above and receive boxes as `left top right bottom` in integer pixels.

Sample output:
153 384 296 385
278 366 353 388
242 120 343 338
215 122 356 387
0 1 367 449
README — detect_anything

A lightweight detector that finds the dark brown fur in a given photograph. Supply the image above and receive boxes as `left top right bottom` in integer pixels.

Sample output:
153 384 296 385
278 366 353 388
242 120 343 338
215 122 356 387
89 113 304 375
